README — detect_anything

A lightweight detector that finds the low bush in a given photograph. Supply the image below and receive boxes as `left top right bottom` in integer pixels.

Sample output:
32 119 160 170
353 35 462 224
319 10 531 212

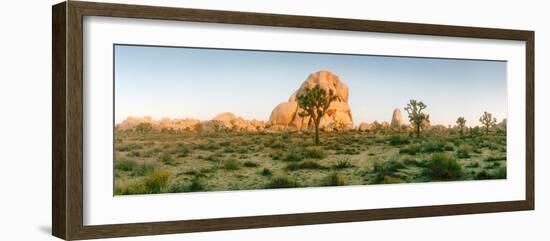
388 135 410 146
286 160 327 171
223 159 241 171
143 169 171 194
131 163 157 177
371 158 406 184
324 172 346 186
333 159 353 169
243 161 259 168
484 156 506 162
115 159 137 172
159 153 176 165
465 162 480 168
260 168 273 176
423 153 463 180
303 146 327 159
116 143 143 152
399 144 422 155
282 148 304 162
266 176 298 189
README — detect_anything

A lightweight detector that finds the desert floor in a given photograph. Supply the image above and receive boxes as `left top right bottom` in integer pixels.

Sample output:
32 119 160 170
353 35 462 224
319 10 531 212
114 129 506 195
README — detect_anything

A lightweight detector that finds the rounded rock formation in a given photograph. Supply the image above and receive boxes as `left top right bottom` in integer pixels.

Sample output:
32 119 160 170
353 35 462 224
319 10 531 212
266 70 353 132
390 108 403 128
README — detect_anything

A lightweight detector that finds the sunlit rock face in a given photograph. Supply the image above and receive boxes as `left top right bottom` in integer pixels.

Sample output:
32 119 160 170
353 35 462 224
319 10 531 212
266 70 353 132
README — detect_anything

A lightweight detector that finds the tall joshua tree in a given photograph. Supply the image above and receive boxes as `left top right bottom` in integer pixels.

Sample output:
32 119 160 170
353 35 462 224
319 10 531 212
479 111 497 134
456 117 466 135
297 85 338 145
404 99 428 138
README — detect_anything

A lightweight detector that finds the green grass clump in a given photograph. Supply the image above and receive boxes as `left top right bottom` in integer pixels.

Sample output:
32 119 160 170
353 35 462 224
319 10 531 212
286 160 326 171
260 168 273 176
465 162 480 168
159 153 177 165
371 158 406 184
399 144 422 155
423 153 463 180
243 161 259 167
131 163 157 176
484 156 506 162
116 143 143 152
143 169 171 194
266 176 298 189
115 159 137 172
421 141 447 153
475 167 506 180
455 148 470 159
333 159 353 169
303 146 327 159
223 159 241 170
324 172 346 186
169 177 206 193
282 148 304 162
175 145 192 157
388 135 410 146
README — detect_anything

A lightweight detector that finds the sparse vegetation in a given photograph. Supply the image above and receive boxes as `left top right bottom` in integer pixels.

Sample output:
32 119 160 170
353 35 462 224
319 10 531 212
115 124 506 194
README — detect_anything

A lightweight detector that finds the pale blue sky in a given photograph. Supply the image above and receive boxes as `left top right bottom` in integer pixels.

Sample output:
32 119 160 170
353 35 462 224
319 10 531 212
114 44 507 127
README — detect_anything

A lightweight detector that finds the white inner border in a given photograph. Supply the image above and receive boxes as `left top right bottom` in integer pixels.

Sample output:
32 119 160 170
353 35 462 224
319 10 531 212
83 16 526 225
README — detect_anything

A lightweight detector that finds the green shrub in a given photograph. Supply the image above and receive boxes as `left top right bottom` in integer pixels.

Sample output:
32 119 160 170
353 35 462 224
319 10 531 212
399 144 422 155
260 168 273 176
115 159 137 172
143 169 171 194
475 168 506 180
484 156 506 162
175 145 192 157
421 141 447 153
286 160 326 171
223 159 240 171
465 162 480 168
424 153 463 180
388 135 410 146
197 142 220 151
127 151 141 157
131 163 157 176
324 172 346 186
187 177 206 192
116 143 143 152
169 177 206 193
282 148 304 162
303 146 327 159
455 148 470 159
333 159 353 169
266 176 298 189
159 153 176 165
371 158 406 184
243 161 259 168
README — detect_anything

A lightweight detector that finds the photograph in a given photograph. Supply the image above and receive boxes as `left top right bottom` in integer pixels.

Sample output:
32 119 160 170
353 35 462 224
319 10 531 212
113 44 508 195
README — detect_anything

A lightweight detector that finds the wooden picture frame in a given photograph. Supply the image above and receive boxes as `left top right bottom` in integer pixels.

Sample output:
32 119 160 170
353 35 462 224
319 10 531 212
52 1 534 240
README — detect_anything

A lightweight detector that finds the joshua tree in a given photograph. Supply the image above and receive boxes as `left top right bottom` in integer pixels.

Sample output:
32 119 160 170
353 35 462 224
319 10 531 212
404 99 428 138
297 85 338 145
456 117 466 135
479 111 497 134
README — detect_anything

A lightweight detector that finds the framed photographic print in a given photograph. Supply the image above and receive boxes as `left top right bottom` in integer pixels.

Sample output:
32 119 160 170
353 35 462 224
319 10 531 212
52 1 534 240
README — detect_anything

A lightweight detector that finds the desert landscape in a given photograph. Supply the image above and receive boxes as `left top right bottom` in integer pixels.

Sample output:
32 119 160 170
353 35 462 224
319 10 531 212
114 70 507 195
